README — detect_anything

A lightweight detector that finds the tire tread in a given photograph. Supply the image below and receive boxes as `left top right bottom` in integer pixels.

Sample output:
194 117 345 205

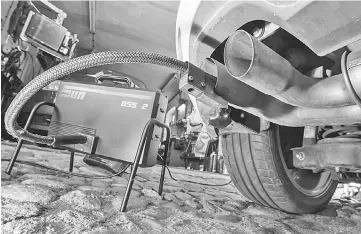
222 126 336 213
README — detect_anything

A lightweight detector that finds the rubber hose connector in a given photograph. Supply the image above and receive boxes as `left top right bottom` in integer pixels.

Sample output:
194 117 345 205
5 51 188 144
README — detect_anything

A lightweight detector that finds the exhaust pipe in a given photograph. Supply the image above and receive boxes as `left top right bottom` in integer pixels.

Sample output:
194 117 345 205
223 30 361 108
202 58 361 127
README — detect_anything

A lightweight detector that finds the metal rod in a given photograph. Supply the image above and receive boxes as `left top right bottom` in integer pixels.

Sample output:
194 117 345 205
159 153 168 195
5 101 55 175
5 138 24 175
157 122 170 195
88 0 96 33
120 120 153 212
1 83 9 109
69 151 75 172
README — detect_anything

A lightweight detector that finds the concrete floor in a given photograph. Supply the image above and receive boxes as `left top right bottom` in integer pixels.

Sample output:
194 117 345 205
1 142 361 234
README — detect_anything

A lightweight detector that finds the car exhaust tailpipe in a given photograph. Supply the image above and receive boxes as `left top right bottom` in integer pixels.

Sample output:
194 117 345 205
201 58 361 127
223 30 361 108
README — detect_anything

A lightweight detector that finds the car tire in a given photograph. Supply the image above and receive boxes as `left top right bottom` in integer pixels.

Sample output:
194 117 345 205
222 124 338 214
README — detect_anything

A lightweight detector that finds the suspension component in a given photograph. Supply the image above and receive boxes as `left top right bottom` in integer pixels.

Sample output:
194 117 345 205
319 124 361 144
291 124 361 175
292 141 361 171
337 172 361 183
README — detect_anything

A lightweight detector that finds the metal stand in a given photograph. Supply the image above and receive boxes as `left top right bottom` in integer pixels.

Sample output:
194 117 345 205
69 151 75 172
5 105 170 213
120 118 170 212
5 102 55 175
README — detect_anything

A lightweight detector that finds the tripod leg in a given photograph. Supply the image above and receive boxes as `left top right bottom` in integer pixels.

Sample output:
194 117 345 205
5 139 24 175
69 151 75 172
158 152 167 195
120 121 151 212
120 154 141 212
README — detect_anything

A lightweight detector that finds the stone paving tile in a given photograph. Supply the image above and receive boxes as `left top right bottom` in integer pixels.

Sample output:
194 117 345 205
1 184 57 205
1 142 361 233
1 199 43 224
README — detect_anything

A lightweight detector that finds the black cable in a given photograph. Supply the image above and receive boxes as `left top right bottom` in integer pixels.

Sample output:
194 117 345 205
189 122 203 127
4 50 22 73
21 50 35 80
18 38 26 50
17 38 36 80
1 158 130 179
157 154 231 186
165 165 232 187
341 50 361 109
3 156 231 186
18 49 27 67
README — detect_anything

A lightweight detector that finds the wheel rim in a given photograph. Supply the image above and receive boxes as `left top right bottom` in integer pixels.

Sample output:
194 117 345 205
277 125 333 197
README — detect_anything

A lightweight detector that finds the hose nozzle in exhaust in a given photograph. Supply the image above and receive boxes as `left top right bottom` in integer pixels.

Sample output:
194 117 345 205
180 57 361 128
224 30 361 108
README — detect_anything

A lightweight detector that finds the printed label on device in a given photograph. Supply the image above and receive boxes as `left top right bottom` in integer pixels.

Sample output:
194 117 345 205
120 101 149 110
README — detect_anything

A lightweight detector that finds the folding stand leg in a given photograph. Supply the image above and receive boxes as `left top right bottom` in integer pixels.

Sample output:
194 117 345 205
5 138 24 175
158 148 168 195
69 151 75 172
5 101 55 175
158 138 170 195
120 147 143 212
120 119 170 212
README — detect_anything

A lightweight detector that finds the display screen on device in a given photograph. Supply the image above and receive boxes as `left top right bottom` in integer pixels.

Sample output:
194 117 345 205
25 13 67 51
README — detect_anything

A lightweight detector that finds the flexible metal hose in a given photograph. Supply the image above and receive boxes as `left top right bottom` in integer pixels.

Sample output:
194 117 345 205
5 51 188 144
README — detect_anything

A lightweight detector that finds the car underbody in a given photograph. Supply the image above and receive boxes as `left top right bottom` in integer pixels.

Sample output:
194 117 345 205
176 0 361 213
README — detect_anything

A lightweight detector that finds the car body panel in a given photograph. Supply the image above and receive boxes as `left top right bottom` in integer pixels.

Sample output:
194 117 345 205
176 0 361 65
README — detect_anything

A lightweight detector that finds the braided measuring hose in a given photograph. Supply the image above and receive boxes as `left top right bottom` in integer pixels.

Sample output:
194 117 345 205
5 51 188 145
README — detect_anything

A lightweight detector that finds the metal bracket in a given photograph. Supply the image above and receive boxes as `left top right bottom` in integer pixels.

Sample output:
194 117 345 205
219 120 259 135
291 141 361 171
5 101 56 175
208 108 232 129
179 62 228 108
180 62 261 134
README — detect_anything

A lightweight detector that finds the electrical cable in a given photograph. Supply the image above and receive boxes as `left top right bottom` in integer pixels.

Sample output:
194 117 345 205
158 155 232 187
18 38 27 50
341 50 361 109
18 49 27 67
22 50 35 80
4 49 22 73
189 122 203 127
1 158 130 179
165 166 232 186
3 157 232 186
6 39 35 81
